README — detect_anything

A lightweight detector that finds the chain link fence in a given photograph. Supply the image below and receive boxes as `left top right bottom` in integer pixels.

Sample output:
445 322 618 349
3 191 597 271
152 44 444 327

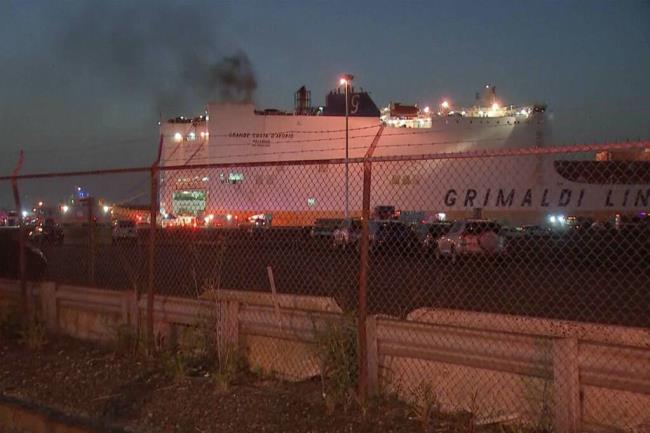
1 142 649 431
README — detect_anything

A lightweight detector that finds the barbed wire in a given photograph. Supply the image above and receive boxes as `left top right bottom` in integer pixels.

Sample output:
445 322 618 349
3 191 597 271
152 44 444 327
161 135 521 164
193 121 527 149
161 117 551 144
2 139 648 181
21 137 153 154
161 123 383 137
159 139 650 167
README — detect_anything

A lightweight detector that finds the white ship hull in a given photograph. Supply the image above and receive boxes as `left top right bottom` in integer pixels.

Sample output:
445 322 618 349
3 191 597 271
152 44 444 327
159 104 648 225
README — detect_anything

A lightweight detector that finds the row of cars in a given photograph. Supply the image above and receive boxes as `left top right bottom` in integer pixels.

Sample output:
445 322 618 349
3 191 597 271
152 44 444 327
315 214 650 263
312 218 510 259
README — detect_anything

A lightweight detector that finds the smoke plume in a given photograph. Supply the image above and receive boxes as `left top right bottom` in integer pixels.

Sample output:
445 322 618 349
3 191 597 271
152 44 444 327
208 53 257 103
0 0 259 178
57 1 257 112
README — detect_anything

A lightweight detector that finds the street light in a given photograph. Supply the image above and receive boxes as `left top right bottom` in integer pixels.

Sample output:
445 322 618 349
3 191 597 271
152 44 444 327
339 74 354 220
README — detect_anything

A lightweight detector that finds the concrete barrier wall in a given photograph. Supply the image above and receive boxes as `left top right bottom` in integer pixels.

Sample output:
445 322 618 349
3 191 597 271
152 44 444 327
1 279 649 433
0 279 341 381
370 309 650 433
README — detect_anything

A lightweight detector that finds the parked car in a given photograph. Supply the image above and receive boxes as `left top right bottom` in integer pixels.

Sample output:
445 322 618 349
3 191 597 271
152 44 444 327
28 218 64 245
0 228 47 280
5 211 19 227
499 226 523 240
519 225 553 237
310 218 344 239
332 219 361 248
372 221 420 254
240 213 273 235
332 220 380 249
373 205 397 220
437 219 506 260
112 219 137 243
421 222 454 253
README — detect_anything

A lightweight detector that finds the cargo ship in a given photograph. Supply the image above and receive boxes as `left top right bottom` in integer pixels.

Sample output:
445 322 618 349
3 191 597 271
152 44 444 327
158 84 649 226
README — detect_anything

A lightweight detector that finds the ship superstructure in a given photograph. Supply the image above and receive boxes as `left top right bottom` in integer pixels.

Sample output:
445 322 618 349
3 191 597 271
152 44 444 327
161 84 551 166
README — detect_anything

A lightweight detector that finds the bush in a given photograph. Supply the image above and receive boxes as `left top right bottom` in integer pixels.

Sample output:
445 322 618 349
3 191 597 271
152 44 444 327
1 307 46 350
312 314 358 413
19 318 47 351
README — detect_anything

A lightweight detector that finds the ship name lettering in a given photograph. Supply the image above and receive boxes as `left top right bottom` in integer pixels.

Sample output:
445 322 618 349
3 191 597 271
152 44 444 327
442 188 649 208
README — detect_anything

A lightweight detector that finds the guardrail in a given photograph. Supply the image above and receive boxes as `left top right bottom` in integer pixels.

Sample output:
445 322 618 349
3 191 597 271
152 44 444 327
369 309 650 433
0 278 342 380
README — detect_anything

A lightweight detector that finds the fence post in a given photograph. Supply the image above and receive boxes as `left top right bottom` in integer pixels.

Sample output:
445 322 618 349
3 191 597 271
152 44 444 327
39 282 58 331
86 197 95 285
553 337 581 433
147 135 163 352
10 150 30 320
365 315 379 396
358 158 372 404
225 301 240 348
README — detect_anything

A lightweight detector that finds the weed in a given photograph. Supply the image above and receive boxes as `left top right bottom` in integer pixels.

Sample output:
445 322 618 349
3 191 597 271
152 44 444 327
312 314 358 413
159 313 245 389
161 349 188 382
18 318 47 350
213 342 246 391
199 284 247 390
1 306 47 350
161 324 213 379
409 381 441 433
522 338 554 433
113 323 141 357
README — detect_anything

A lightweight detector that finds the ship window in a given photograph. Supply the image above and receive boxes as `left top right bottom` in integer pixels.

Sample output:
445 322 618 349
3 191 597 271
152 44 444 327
402 175 411 185
318 164 329 173
554 161 650 184
390 175 400 185
255 175 264 185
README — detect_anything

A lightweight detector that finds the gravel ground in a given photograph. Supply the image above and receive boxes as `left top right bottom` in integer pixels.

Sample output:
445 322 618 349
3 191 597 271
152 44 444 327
0 336 422 433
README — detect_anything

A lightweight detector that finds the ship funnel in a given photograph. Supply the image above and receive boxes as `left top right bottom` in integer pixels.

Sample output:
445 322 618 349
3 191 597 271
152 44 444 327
294 86 311 115
481 85 497 106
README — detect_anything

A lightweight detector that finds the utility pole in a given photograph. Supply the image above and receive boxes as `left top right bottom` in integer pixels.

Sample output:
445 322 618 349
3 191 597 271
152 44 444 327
339 74 354 220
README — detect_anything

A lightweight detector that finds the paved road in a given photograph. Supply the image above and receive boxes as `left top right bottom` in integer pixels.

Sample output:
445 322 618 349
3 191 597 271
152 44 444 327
39 228 649 328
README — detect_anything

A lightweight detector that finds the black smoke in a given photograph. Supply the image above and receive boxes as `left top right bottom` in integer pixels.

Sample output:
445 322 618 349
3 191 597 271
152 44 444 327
57 1 257 112
207 53 257 103
0 1 259 202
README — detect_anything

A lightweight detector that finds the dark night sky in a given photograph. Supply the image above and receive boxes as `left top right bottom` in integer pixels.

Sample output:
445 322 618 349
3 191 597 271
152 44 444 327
1 0 649 207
